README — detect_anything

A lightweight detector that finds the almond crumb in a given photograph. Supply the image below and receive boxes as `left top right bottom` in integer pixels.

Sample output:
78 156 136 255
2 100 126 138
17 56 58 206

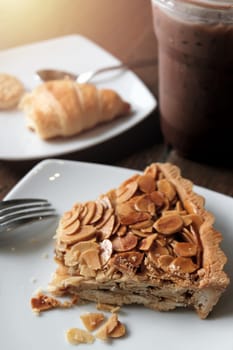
65 328 95 345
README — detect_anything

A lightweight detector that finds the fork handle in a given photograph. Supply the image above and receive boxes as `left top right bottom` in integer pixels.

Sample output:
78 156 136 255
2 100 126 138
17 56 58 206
76 58 157 83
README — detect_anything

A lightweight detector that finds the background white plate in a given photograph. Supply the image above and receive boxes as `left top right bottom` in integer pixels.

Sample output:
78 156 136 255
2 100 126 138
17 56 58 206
0 159 232 350
0 35 156 160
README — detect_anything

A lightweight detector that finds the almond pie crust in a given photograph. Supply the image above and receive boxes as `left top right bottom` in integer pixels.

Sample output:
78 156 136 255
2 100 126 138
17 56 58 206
48 163 229 319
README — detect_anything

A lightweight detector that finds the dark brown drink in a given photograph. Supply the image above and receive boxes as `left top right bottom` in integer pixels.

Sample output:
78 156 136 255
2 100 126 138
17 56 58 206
151 0 233 164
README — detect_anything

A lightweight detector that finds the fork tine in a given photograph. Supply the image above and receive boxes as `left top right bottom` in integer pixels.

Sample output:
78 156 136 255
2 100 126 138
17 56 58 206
0 199 50 216
0 198 49 211
0 198 57 233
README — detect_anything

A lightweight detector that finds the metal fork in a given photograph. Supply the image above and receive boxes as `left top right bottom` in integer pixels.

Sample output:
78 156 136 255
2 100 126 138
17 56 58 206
0 198 57 233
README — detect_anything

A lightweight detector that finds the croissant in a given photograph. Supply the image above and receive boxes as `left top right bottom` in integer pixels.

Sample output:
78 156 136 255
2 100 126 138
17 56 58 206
19 80 131 140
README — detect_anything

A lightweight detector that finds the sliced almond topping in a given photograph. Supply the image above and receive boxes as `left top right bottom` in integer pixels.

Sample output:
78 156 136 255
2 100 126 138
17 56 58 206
79 204 88 220
188 214 204 229
181 227 196 243
112 232 138 252
82 201 96 225
119 210 151 225
112 251 144 274
96 302 120 313
144 163 157 178
95 313 119 341
80 248 101 270
100 239 113 265
157 179 176 202
65 328 95 345
154 214 183 235
60 219 81 235
173 242 197 257
99 195 113 209
157 254 174 271
79 264 97 277
98 214 115 240
169 256 198 273
134 194 155 215
80 312 105 331
96 208 114 229
109 321 126 338
60 225 96 245
139 233 158 251
31 292 60 313
116 181 138 203
117 174 139 194
129 218 153 230
150 191 164 207
131 228 152 238
138 174 156 193
116 225 127 237
150 245 169 258
60 205 82 228
90 202 104 223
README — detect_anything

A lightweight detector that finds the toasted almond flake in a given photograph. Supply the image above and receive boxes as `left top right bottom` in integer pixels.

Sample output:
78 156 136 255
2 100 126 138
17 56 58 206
157 254 174 271
144 163 157 178
116 225 127 236
99 214 115 240
129 218 153 230
169 256 198 273
148 247 169 263
185 214 204 229
80 248 101 270
99 195 113 209
65 328 95 345
60 225 96 244
134 194 155 215
117 174 140 193
154 214 183 235
119 210 151 225
138 174 156 193
95 313 118 340
139 233 158 251
112 232 138 252
82 201 96 225
80 312 105 331
173 242 197 257
181 228 196 243
90 202 104 223
96 208 114 229
116 181 138 203
100 239 113 265
109 321 126 338
60 206 81 229
60 219 81 235
31 293 60 313
150 191 164 207
112 251 144 274
157 179 177 202
131 228 152 238
79 204 88 220
96 302 120 313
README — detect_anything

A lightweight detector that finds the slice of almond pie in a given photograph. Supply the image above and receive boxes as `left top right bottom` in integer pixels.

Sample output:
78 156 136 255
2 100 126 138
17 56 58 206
49 163 229 319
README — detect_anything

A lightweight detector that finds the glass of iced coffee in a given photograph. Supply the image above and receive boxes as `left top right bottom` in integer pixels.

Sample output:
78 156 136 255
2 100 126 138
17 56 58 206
151 0 233 164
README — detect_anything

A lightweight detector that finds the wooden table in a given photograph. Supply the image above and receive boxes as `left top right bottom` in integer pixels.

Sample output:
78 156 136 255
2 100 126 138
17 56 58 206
0 0 232 200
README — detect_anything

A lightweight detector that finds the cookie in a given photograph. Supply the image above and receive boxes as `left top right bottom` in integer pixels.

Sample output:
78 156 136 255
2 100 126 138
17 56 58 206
0 73 25 110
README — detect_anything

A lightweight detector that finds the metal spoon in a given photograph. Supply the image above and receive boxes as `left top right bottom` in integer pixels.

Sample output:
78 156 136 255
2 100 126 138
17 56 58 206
35 58 156 84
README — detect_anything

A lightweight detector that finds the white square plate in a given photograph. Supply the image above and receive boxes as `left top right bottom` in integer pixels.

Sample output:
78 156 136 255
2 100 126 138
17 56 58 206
0 35 157 160
0 159 232 350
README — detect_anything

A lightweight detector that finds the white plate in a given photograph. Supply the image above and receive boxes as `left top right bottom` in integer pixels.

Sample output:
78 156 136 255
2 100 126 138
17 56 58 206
0 35 157 161
1 159 232 350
